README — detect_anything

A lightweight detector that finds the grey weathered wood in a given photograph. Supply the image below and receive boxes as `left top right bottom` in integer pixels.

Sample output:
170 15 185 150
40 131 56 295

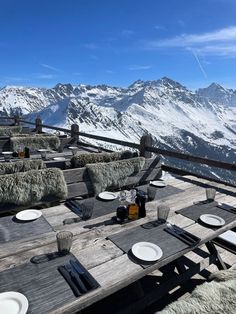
0 173 236 314
140 134 153 158
71 124 79 143
35 117 42 133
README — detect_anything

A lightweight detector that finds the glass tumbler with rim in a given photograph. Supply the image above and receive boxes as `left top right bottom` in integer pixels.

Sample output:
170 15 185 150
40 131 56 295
206 188 216 202
56 231 73 254
157 204 170 223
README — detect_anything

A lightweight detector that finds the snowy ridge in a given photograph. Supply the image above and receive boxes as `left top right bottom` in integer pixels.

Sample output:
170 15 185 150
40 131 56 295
1 77 236 182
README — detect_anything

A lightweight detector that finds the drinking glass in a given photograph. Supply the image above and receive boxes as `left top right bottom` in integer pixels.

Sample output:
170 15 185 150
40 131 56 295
56 231 73 254
206 188 216 202
147 186 156 201
81 204 93 220
157 205 170 223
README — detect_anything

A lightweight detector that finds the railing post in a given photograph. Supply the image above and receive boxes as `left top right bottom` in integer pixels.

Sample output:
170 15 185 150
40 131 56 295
71 123 79 143
35 117 42 133
140 134 153 158
14 115 20 126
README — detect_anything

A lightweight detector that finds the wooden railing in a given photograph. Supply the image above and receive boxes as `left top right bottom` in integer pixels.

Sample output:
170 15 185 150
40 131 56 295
1 115 236 175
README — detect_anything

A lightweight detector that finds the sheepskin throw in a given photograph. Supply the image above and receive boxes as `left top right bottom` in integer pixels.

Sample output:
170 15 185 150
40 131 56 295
86 157 145 194
71 150 137 168
0 126 22 136
0 168 68 205
0 159 45 175
158 269 236 314
11 134 60 151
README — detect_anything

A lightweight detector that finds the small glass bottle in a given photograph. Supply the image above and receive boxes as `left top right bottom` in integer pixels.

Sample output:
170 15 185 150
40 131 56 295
128 189 139 220
18 144 25 159
116 191 128 223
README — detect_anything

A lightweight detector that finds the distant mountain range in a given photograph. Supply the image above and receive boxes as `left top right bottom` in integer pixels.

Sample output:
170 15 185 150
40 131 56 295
1 77 236 183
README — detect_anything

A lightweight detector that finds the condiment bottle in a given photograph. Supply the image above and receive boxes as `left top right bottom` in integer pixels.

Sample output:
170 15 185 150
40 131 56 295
24 147 30 158
136 190 147 218
116 190 128 223
128 189 139 220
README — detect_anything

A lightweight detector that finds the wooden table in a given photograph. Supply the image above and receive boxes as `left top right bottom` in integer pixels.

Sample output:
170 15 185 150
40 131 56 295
1 174 236 313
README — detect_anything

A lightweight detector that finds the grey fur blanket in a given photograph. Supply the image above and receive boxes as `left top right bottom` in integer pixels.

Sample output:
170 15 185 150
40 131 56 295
11 135 60 151
0 159 45 175
0 126 22 136
0 168 68 205
158 269 236 314
86 157 145 194
71 150 136 168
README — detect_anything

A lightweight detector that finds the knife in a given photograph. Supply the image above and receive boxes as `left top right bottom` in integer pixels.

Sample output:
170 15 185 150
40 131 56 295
65 264 87 293
217 203 236 214
58 265 81 297
172 225 200 243
69 260 99 289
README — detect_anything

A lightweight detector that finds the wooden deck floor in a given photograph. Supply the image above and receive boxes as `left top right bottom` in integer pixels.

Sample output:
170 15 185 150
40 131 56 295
79 172 236 314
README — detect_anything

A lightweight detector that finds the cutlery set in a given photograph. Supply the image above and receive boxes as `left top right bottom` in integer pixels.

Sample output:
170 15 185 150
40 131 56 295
165 223 200 246
58 259 99 297
217 203 236 214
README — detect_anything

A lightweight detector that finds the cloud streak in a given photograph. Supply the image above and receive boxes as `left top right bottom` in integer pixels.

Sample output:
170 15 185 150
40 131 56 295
128 65 152 71
145 26 236 57
190 49 207 79
41 63 60 72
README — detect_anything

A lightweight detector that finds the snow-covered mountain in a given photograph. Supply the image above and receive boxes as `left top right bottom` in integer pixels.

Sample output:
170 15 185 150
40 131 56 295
1 77 236 182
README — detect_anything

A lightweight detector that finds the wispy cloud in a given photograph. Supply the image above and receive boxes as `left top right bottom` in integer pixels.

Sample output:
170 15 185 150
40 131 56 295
41 63 60 72
121 29 135 37
128 65 152 71
83 43 98 49
36 74 56 79
154 25 166 31
189 49 207 79
145 26 236 57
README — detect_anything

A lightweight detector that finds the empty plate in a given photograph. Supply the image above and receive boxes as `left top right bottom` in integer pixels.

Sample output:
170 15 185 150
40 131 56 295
53 157 66 161
132 242 163 262
200 214 225 227
0 291 28 314
37 149 47 152
150 180 167 187
16 209 42 221
98 192 117 200
68 146 78 150
2 151 13 155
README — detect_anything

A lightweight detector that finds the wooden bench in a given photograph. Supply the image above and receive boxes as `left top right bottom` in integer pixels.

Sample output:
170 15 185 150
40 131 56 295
0 156 162 215
64 156 162 199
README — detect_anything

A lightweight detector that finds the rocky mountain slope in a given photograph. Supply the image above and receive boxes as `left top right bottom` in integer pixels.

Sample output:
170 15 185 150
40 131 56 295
1 77 236 182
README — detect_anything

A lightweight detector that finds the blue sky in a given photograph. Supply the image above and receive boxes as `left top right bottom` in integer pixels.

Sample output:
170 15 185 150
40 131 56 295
1 0 236 89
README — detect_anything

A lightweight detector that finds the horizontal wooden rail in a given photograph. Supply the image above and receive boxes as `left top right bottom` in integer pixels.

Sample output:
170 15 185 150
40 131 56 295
79 131 140 149
15 117 236 173
19 119 72 134
146 145 236 171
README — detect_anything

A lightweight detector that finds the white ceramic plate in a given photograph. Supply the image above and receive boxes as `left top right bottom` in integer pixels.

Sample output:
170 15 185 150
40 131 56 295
200 214 225 227
37 149 47 152
98 192 117 200
16 209 42 221
2 151 13 155
132 242 163 262
0 291 29 314
68 146 78 150
150 180 167 187
53 157 66 161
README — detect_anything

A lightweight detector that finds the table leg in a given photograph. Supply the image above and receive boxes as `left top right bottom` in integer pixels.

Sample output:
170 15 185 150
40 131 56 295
205 241 227 270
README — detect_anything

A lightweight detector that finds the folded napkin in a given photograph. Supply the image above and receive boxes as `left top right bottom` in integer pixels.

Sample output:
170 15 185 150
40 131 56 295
164 224 200 246
58 259 99 297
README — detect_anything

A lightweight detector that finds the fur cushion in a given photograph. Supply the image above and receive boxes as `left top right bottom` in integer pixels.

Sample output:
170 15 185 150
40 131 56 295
0 159 45 175
11 135 60 151
86 157 145 194
71 150 137 168
0 126 22 136
0 168 68 205
158 269 236 314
